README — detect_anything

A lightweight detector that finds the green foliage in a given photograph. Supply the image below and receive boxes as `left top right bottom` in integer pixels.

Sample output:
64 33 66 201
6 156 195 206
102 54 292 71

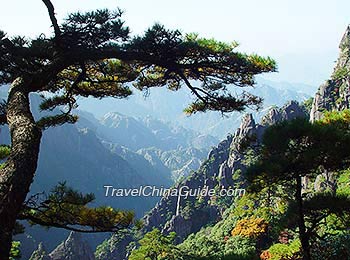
223 236 257 260
20 182 134 232
266 239 301 260
95 229 136 260
129 228 183 260
9 241 21 260
126 113 350 260
311 233 350 260
247 115 350 192
333 67 350 81
179 227 257 260
1 5 277 128
95 239 110 259
0 1 278 258
336 169 350 195
302 97 314 113
181 200 194 220
242 148 259 167
179 198 269 260
318 109 350 129
179 227 221 258
245 111 350 258
0 145 10 160
185 33 239 53
282 192 350 227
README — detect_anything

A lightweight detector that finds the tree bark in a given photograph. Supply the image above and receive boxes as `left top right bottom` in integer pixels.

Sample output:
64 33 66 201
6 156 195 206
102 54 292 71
0 78 42 259
296 176 311 260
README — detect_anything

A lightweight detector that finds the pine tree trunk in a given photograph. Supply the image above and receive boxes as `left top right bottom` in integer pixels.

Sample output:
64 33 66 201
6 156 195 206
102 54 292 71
296 176 311 260
0 78 42 259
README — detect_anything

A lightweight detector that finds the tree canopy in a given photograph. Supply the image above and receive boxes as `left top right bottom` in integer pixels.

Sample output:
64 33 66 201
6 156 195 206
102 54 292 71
0 0 277 259
0 4 276 128
246 111 350 260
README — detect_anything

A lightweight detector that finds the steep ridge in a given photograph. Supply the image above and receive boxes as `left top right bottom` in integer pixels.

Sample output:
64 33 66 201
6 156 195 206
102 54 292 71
310 25 350 121
30 232 94 260
142 101 307 240
78 82 310 139
97 112 218 151
95 101 307 259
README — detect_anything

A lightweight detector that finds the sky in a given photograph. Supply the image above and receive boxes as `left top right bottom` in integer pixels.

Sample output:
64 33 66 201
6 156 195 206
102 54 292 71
0 0 349 87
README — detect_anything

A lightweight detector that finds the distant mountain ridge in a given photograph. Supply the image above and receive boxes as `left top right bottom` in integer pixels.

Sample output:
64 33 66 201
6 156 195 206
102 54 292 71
78 80 311 139
96 112 218 151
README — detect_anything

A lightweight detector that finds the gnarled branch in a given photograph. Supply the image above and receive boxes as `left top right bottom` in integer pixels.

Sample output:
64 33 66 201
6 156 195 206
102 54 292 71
42 0 61 41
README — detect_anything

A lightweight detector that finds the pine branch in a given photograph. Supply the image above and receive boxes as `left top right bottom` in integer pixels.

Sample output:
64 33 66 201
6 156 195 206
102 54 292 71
19 183 135 233
42 0 61 41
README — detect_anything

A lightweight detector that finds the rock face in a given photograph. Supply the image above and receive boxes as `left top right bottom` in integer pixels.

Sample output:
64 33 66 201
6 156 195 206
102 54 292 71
95 231 134 260
136 146 208 181
49 232 95 260
227 101 307 179
310 25 350 121
29 243 51 260
307 25 350 193
30 232 95 260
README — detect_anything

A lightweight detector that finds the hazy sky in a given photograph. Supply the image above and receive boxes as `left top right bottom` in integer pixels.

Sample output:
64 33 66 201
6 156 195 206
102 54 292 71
0 0 349 87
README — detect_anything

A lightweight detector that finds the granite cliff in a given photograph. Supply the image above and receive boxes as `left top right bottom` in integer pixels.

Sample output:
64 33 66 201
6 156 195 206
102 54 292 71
310 25 350 121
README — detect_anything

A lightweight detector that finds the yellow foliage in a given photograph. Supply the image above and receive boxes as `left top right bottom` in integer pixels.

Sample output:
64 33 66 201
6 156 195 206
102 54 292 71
231 217 268 238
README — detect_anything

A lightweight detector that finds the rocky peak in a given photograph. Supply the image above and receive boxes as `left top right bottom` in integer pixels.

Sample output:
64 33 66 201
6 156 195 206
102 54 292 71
236 114 255 136
29 243 51 260
310 25 350 121
336 25 350 69
262 101 307 126
31 232 95 260
228 101 307 172
50 232 95 260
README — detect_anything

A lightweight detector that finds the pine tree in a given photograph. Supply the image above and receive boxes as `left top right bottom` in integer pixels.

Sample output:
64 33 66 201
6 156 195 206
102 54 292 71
246 112 350 260
0 1 276 258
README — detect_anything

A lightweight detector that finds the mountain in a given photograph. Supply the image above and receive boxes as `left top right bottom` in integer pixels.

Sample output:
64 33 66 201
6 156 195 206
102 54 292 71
77 81 311 139
17 122 172 257
310 25 350 121
30 232 94 260
96 112 218 151
173 26 350 259
93 101 308 259
80 110 217 182
257 77 318 96
141 101 307 240
137 146 208 182
1 81 311 259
